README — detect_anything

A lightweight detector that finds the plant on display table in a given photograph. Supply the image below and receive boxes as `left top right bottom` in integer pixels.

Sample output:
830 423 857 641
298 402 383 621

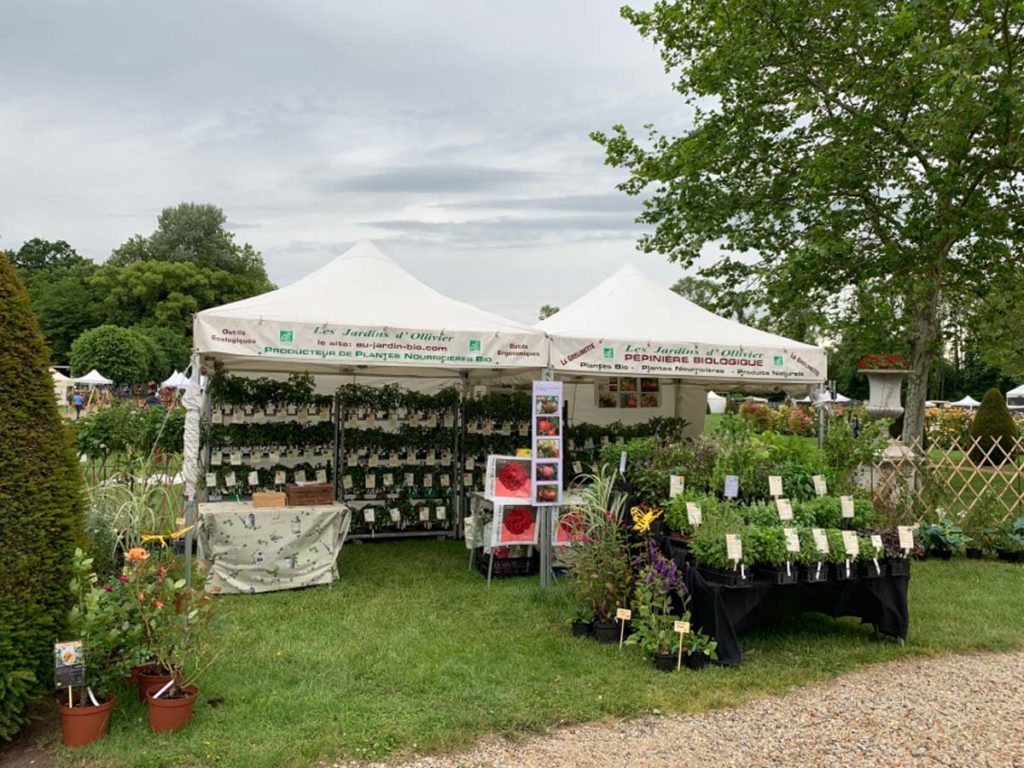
745 526 798 585
565 468 634 642
626 539 686 670
126 548 218 732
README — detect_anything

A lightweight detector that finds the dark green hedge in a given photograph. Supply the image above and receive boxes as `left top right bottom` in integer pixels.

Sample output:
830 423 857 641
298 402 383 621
0 254 85 739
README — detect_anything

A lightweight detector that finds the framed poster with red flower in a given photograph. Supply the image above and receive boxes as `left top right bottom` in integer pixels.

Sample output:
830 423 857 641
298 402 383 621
485 455 533 502
492 504 539 546
551 507 585 547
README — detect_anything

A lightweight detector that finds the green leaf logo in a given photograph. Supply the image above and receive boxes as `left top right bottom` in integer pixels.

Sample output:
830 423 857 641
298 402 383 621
469 339 481 352
280 330 294 343
773 355 784 367
603 347 614 359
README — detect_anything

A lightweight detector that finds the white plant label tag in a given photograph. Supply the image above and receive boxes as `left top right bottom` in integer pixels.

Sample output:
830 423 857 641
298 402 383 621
768 475 783 497
435 506 447 520
440 474 450 487
686 502 702 527
365 474 376 490
225 471 236 488
842 530 860 557
205 472 217 488
784 527 801 553
724 475 739 498
897 525 914 551
390 508 401 523
210 452 222 466
247 471 259 486
812 475 827 496
419 507 430 522
775 498 793 521
618 451 627 475
870 534 884 553
670 475 685 498
368 454 379 468
342 475 353 490
573 461 583 475
364 508 375 524
383 473 394 487
294 470 306 484
840 496 855 519
812 528 829 554
230 452 242 466
726 534 743 562
315 469 327 484
616 608 632 621
463 472 473 486
269 451 280 464
673 620 690 635
274 470 285 485
465 458 475 471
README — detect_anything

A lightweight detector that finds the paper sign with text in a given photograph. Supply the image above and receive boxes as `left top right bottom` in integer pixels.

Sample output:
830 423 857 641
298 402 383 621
775 498 793 521
812 528 829 554
669 475 685 498
686 502 702 527
897 525 915 550
725 534 743 562
841 530 860 557
723 475 740 498
616 607 632 621
783 527 801 553
840 495 855 519
768 475 783 497
673 620 691 635
812 475 827 497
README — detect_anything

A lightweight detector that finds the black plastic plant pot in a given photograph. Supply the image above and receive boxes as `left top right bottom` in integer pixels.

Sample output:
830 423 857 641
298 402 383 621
930 548 953 561
684 653 711 671
754 564 799 586
859 560 885 579
996 550 1023 563
592 620 619 644
886 558 912 577
572 619 593 638
699 565 752 588
800 563 829 584
831 562 858 581
965 547 983 560
653 652 678 672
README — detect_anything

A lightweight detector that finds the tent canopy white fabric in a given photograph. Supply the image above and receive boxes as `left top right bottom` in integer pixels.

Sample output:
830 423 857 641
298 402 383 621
950 395 981 407
194 241 547 380
1007 384 1024 398
51 368 72 385
536 264 826 393
797 392 852 404
161 370 185 389
74 369 113 386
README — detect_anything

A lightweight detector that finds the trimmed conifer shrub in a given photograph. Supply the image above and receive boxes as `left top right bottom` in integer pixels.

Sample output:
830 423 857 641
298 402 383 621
969 388 1021 466
0 253 84 740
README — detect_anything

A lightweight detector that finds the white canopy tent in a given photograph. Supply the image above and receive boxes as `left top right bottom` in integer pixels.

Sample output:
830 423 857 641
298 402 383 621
51 367 72 406
1007 384 1024 408
707 391 727 414
536 264 827 434
797 392 852 404
73 369 113 387
950 395 981 408
161 370 195 389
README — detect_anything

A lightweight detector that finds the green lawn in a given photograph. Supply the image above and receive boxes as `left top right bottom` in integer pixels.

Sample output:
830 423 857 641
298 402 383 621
61 541 1024 768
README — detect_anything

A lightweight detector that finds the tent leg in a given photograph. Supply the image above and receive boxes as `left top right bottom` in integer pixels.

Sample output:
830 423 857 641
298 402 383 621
487 551 494 586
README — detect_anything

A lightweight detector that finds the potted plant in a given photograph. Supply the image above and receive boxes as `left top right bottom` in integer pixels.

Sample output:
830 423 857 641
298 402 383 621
625 540 685 671
858 535 885 578
826 528 857 580
795 528 829 583
747 526 798 585
565 468 634 643
689 520 751 588
127 551 218 732
992 516 1024 563
857 355 908 419
58 549 125 747
917 518 970 559
682 632 718 670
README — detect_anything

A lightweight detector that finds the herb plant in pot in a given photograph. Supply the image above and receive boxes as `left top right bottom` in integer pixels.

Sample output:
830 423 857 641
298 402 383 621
59 549 125 747
683 632 718 670
747 526 798 585
795 527 830 583
128 551 218 732
565 468 634 643
918 518 970 560
625 540 686 671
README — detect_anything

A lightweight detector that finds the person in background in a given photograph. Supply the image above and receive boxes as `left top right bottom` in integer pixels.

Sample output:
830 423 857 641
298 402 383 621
144 381 161 407
72 390 84 419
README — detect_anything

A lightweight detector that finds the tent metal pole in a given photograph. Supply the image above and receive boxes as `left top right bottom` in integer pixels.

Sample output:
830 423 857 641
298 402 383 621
456 372 468 541
183 352 206 586
332 392 342 502
539 366 555 588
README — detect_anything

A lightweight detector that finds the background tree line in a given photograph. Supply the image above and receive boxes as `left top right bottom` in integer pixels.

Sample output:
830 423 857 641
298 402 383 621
7 202 274 384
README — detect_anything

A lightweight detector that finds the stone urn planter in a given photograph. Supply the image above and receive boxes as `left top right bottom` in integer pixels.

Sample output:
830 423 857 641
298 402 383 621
861 369 907 418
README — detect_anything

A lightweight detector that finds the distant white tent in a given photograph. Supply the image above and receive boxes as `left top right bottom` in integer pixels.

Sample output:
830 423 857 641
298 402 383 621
51 368 72 406
74 369 113 386
797 392 852 405
707 391 727 414
950 395 981 408
161 370 190 389
1008 384 1024 408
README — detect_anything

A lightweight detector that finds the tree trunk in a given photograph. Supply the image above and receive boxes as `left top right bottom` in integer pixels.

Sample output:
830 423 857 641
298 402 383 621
902 287 943 448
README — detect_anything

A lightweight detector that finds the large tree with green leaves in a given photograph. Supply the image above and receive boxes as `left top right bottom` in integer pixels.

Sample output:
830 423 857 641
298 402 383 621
595 0 1024 443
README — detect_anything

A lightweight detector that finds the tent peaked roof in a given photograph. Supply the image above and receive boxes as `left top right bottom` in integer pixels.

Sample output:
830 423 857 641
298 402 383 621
536 262 825 391
201 240 532 335
951 395 981 407
194 240 547 376
538 263 818 350
1007 384 1024 397
74 369 113 385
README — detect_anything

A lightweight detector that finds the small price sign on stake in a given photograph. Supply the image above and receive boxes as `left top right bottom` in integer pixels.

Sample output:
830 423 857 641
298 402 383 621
725 534 743 563
54 641 85 703
842 530 860 558
775 498 793 521
342 475 353 490
225 471 237 488
365 474 376 490
419 507 430 522
573 461 583 475
812 475 827 497
316 469 328 484
618 451 627 475
812 527 829 554
247 471 259 486
723 475 739 499
205 472 217 488
840 495 855 519
364 508 375 524
230 452 242 466
897 525 914 552
294 470 306 484
686 502 702 527
383 473 394 487
768 475 783 498
616 607 632 649
436 506 447 521
674 620 691 670
870 534 884 553
669 475 685 498
783 527 801 553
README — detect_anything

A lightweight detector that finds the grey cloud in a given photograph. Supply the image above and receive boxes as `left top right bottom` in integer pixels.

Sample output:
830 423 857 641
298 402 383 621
435 193 641 213
319 165 545 195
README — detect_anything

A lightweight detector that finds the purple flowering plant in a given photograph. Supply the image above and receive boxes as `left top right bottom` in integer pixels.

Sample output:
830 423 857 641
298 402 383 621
625 539 690 656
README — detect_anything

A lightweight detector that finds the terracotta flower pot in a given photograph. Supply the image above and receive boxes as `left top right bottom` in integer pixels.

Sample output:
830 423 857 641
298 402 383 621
59 693 115 747
136 667 173 702
145 684 199 732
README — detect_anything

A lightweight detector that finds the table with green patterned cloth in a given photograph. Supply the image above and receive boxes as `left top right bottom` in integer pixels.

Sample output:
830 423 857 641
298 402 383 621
197 502 351 594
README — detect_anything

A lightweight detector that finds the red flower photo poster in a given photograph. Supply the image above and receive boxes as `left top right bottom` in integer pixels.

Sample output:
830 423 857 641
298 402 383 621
486 456 533 501
552 509 584 547
495 505 539 545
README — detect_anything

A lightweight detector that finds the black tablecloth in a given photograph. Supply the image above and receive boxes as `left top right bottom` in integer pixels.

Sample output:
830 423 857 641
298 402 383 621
681 558 910 667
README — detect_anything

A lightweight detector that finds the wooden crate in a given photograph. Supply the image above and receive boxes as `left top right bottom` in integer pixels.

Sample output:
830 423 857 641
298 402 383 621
251 491 287 508
284 483 334 506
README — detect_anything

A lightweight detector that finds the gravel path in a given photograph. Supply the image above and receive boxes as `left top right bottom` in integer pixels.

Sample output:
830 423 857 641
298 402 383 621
351 650 1024 768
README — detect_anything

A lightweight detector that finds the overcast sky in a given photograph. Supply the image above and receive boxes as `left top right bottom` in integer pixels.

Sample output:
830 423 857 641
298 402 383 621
0 0 700 323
